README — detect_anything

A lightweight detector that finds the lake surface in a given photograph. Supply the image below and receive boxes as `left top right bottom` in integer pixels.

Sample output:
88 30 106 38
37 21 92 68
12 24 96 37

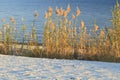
0 0 118 42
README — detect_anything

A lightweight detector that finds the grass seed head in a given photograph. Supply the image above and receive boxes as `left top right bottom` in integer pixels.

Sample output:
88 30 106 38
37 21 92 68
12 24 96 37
55 7 60 16
71 14 75 19
47 7 53 17
99 29 104 38
76 7 80 16
93 24 99 31
80 21 85 28
63 11 68 18
116 0 119 8
10 16 15 23
44 11 48 18
59 8 64 16
48 6 53 13
34 10 39 18
66 4 71 13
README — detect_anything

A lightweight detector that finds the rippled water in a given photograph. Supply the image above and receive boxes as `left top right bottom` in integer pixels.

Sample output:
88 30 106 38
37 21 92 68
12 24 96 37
0 0 117 42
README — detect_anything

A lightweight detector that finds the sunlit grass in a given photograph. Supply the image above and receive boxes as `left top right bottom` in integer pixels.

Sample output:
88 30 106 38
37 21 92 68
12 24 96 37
0 0 119 62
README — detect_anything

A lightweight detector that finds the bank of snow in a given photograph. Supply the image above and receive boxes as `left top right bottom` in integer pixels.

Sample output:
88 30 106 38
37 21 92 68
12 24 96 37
0 54 120 80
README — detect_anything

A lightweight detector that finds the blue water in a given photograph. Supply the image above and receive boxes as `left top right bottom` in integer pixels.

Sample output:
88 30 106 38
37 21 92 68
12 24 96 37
0 0 118 42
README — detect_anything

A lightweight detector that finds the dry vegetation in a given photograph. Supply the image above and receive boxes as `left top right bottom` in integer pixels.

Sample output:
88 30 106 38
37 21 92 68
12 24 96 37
0 0 120 62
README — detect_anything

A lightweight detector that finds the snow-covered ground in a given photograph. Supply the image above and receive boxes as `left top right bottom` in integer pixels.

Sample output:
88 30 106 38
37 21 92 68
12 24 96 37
0 54 120 80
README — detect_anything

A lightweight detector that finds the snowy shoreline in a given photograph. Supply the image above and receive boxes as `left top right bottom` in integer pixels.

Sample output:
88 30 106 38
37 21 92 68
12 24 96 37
0 54 120 80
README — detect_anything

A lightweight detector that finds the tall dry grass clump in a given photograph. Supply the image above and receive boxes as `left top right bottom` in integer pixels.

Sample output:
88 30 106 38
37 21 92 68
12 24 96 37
107 0 120 61
0 16 17 55
42 5 76 58
42 1 120 62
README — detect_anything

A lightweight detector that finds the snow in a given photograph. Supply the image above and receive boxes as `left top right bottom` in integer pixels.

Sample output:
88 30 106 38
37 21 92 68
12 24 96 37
0 54 120 80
